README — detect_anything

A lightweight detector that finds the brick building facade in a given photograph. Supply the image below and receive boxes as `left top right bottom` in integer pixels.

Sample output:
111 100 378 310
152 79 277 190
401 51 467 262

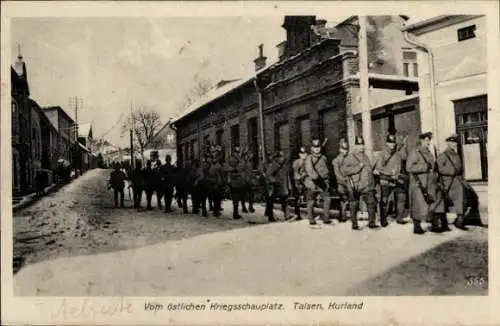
172 15 420 168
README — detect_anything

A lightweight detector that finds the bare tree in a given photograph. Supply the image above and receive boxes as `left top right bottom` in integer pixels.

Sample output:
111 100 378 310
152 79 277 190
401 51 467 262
182 78 214 109
121 107 163 159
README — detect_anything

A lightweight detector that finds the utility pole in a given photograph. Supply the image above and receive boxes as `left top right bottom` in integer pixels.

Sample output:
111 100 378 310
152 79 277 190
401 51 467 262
74 96 79 142
130 103 134 169
358 15 374 160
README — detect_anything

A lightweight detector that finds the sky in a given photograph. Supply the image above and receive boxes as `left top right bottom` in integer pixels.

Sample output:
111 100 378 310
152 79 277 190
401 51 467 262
11 14 430 148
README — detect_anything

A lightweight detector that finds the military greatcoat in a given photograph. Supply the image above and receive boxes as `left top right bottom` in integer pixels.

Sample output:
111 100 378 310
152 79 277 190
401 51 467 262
268 159 290 197
331 153 348 194
340 150 375 194
304 154 330 192
436 148 464 215
406 145 444 220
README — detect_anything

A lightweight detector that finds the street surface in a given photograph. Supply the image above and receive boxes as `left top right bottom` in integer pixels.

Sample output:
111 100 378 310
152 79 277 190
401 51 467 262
13 169 488 296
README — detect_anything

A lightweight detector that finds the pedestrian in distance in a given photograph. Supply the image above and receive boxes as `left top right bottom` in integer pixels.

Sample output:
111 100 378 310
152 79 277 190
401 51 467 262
143 160 156 210
266 150 292 222
373 133 408 226
340 136 377 230
129 160 144 209
406 132 444 234
331 139 350 222
435 134 468 231
151 156 164 210
160 154 176 213
108 162 127 208
304 139 332 225
292 147 308 220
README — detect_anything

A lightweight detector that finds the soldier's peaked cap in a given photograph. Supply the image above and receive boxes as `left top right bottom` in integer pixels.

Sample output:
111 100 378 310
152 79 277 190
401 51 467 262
311 139 321 147
299 146 307 154
355 136 365 145
445 134 458 142
419 132 433 139
386 134 397 143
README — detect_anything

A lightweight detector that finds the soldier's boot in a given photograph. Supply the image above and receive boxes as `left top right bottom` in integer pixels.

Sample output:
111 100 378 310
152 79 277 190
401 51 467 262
281 199 289 220
379 200 389 227
395 192 407 224
248 193 255 213
350 201 360 230
208 197 214 211
241 201 249 213
201 198 208 217
413 219 425 234
322 196 332 224
307 200 316 225
182 197 189 214
453 214 468 231
429 214 442 233
294 200 302 220
233 201 242 220
157 193 162 209
439 213 451 232
367 198 379 229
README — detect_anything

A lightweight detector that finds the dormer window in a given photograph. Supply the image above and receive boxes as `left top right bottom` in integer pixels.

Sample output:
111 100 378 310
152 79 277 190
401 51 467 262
458 25 476 42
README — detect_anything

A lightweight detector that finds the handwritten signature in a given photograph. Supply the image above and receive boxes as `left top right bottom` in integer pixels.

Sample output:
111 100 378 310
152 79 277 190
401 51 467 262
52 298 133 320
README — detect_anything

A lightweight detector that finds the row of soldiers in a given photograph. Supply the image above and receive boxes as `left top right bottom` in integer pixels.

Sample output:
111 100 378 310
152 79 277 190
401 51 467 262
289 131 473 234
108 129 474 235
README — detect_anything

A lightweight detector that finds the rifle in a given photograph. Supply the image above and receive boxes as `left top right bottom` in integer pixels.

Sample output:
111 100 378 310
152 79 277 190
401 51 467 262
434 146 454 208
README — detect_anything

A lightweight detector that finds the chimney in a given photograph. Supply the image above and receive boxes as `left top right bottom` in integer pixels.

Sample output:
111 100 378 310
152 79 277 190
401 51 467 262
253 43 267 71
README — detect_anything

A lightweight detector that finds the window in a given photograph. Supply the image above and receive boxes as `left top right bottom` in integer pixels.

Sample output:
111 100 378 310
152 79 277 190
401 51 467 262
454 95 487 181
167 134 174 144
458 25 476 42
230 124 240 151
274 121 290 156
402 51 418 77
216 129 223 146
296 115 311 151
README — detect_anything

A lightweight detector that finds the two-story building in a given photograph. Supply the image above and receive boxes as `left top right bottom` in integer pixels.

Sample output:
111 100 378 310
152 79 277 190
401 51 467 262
147 119 178 164
403 14 488 214
172 15 420 169
42 106 75 164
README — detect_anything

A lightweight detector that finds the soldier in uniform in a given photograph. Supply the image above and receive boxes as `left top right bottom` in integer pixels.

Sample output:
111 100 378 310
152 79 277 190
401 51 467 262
436 134 467 231
129 160 144 209
331 139 350 222
206 151 225 217
160 154 176 213
340 136 377 230
143 160 156 210
292 147 308 220
266 150 291 221
304 139 332 225
151 155 163 209
225 146 246 219
174 159 189 214
192 156 210 217
241 151 256 213
373 133 407 226
406 132 444 234
108 162 127 208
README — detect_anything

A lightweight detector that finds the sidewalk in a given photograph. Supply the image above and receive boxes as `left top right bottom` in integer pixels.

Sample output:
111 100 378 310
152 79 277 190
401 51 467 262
12 183 59 213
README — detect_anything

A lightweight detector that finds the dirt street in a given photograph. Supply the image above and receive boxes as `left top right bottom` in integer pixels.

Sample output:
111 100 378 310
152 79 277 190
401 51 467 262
13 169 254 274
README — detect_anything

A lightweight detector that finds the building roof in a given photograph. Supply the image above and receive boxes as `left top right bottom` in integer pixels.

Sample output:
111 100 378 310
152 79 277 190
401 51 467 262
43 106 75 125
170 75 254 125
402 15 484 32
78 123 92 138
